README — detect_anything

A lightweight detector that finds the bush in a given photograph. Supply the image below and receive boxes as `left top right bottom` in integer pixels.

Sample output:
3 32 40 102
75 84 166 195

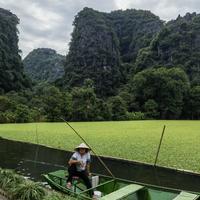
15 104 32 123
0 169 24 195
13 181 46 200
126 111 146 120
0 111 17 123
0 169 75 200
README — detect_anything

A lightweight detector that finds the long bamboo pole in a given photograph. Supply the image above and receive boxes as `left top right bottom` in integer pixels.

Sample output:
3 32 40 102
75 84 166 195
154 125 166 166
61 118 115 178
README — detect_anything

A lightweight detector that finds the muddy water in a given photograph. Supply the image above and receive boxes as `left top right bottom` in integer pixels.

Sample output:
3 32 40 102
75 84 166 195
1 137 200 192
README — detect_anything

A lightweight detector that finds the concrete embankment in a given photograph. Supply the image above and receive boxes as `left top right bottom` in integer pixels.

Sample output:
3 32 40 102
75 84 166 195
1 137 200 192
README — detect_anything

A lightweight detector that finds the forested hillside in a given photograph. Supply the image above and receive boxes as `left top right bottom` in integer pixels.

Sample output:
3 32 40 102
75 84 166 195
23 48 65 83
136 12 200 85
0 7 199 123
64 8 163 96
0 8 29 93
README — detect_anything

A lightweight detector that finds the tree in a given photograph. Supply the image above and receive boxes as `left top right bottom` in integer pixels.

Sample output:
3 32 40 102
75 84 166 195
130 67 190 119
15 104 32 123
144 99 159 119
96 99 112 121
0 95 14 112
61 92 72 121
42 86 63 121
189 86 200 119
108 96 127 120
71 86 98 121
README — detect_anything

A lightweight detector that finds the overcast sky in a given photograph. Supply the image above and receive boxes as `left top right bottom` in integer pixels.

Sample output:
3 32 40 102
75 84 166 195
0 0 199 58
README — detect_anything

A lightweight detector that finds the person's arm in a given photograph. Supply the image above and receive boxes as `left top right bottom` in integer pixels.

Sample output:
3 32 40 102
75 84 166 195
68 152 82 166
68 159 82 166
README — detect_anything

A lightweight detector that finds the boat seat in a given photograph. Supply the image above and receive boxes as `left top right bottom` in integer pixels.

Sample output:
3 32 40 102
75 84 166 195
173 191 199 200
100 184 144 200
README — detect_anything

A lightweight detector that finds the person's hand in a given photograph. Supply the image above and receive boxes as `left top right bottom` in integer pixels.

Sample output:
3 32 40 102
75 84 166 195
86 171 91 177
78 160 84 167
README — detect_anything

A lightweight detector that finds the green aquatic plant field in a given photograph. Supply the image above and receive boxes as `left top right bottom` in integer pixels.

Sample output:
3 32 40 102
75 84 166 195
0 121 200 172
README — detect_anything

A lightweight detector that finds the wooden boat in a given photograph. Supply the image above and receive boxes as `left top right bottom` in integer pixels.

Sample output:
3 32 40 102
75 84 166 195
42 170 200 200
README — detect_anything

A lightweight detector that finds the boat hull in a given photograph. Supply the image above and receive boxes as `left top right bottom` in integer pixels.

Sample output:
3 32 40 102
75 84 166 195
42 170 200 200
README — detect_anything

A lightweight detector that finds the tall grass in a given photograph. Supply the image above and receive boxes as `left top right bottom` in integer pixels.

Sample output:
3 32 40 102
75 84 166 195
0 168 75 200
13 181 46 200
0 169 24 197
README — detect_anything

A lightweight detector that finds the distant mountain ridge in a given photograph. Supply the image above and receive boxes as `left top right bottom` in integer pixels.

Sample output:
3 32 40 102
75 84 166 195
23 48 65 83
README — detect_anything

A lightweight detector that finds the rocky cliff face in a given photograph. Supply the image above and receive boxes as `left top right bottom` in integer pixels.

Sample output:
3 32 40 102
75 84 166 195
109 9 163 62
65 8 121 96
136 12 200 85
23 48 65 83
64 8 163 96
0 8 29 93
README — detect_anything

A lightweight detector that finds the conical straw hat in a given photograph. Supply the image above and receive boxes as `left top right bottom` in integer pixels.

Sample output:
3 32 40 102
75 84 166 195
75 143 90 151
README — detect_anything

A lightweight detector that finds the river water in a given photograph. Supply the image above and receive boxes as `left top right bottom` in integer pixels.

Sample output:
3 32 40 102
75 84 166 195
1 137 200 192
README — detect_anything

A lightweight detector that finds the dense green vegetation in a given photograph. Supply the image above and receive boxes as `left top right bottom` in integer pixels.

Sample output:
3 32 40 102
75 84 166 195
64 8 121 97
0 8 30 93
128 67 190 119
0 121 200 172
0 7 199 122
109 9 163 63
23 48 65 83
63 8 163 96
0 168 74 200
136 13 200 85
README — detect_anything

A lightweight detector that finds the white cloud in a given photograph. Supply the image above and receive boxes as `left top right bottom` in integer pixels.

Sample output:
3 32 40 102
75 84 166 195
0 0 199 57
115 0 200 20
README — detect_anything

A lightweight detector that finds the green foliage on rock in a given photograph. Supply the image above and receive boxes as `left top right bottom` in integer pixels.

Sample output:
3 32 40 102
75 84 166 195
64 8 120 96
136 13 200 85
23 48 65 83
64 7 163 96
0 8 30 93
109 9 163 62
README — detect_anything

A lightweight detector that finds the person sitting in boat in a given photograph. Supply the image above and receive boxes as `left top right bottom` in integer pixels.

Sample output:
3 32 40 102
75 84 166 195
66 143 93 192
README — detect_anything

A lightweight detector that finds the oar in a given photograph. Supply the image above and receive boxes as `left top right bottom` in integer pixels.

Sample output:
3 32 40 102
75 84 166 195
60 118 115 179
